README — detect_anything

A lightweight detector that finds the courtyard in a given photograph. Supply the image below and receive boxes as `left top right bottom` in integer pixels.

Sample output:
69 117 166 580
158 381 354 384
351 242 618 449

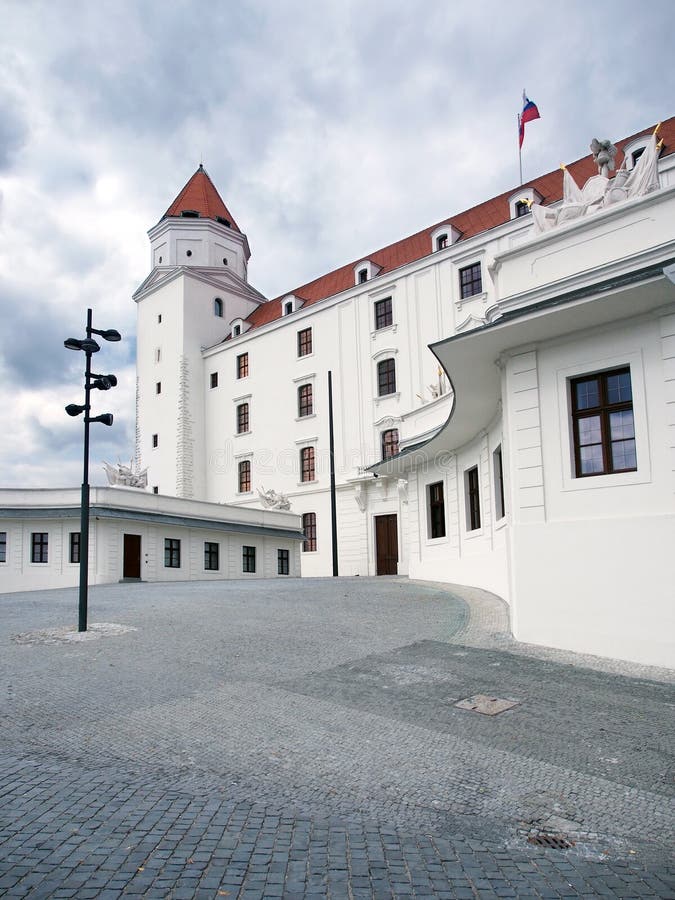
0 577 673 898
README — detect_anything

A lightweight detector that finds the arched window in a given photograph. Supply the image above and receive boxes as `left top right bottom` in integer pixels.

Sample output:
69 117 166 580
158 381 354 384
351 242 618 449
377 358 396 396
214 297 223 317
436 234 448 251
284 301 293 316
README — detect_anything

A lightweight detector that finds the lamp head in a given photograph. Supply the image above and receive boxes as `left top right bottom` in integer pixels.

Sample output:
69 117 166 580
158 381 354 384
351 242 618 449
65 403 86 417
64 337 100 353
92 327 122 342
89 413 114 426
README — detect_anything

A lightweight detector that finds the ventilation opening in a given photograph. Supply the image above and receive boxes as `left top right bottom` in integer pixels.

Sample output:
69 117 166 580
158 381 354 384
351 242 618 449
216 216 231 227
527 834 575 850
181 209 199 218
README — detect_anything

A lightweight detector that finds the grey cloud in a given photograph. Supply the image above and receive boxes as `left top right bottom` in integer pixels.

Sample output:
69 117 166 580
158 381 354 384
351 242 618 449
0 94 28 170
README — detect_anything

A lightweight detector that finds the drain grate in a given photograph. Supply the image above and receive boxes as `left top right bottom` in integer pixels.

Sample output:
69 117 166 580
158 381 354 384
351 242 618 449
527 833 575 850
454 694 520 716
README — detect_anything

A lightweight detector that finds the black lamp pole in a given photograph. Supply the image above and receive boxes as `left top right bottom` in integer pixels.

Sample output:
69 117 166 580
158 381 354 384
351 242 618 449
65 308 121 632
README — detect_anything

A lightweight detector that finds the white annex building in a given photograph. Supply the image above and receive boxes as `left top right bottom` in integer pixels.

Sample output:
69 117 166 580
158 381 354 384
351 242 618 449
2 116 674 669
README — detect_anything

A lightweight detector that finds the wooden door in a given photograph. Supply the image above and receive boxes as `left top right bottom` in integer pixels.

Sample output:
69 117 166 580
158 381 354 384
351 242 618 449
375 514 398 575
123 534 141 579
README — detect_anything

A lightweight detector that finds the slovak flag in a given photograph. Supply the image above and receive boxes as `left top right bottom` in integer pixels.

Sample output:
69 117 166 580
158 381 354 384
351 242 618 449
519 91 540 148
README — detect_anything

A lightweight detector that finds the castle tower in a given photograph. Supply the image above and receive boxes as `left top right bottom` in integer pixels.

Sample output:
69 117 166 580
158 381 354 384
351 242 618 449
133 166 266 498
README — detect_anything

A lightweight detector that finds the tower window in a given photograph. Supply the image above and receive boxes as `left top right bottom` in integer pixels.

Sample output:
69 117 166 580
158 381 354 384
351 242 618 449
302 512 317 552
214 298 223 317
238 459 251 493
377 358 396 396
152 434 158 448
181 210 199 218
300 446 315 482
298 384 313 417
210 372 218 389
216 215 231 227
381 428 399 460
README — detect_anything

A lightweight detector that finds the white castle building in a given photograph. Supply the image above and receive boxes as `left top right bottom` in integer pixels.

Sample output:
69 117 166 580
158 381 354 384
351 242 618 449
2 116 674 668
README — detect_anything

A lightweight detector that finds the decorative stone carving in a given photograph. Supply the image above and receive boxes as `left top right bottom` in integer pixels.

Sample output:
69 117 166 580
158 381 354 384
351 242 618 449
354 483 366 512
531 132 661 235
257 486 291 511
102 460 148 489
397 479 408 504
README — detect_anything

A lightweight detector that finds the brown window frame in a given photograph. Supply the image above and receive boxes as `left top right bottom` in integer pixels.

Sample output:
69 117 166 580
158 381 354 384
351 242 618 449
459 262 482 299
297 327 313 357
466 466 481 531
571 367 636 478
237 353 249 379
300 446 315 483
381 428 399 460
374 297 393 330
377 358 396 396
298 384 313 417
302 512 317 552
237 402 250 434
238 459 251 493
428 481 446 539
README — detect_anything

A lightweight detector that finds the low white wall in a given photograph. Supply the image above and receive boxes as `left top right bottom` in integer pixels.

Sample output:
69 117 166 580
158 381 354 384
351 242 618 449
511 516 675 668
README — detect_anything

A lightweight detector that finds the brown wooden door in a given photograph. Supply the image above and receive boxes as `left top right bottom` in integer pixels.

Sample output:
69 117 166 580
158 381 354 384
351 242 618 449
123 534 142 579
375 514 398 575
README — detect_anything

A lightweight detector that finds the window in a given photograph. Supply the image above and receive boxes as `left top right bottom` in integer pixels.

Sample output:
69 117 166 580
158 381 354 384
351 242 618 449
459 262 482 299
284 301 293 316
214 297 223 317
69 532 80 564
233 324 241 337
204 542 219 571
298 384 313 417
493 445 506 520
302 513 317 552
300 446 315 482
298 327 312 357
210 372 218 389
358 268 368 283
428 482 446 539
631 147 645 167
242 545 256 573
164 538 181 568
158 314 162 324
237 402 250 434
374 297 393 330
0 531 6 563
436 234 448 251
377 358 396 396
237 353 248 379
152 433 158 448
152 486 159 494
465 466 481 531
238 459 251 493
278 548 290 575
571 368 636 477
381 429 399 460
31 533 48 563
515 200 530 218
155 348 161 363
156 381 162 395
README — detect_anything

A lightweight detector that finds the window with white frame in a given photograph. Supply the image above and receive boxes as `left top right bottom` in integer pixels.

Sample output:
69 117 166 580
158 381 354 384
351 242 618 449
427 481 446 539
459 262 482 300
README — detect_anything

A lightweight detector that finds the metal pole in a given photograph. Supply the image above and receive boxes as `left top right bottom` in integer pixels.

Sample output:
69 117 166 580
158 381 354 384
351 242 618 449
327 370 338 577
78 308 93 632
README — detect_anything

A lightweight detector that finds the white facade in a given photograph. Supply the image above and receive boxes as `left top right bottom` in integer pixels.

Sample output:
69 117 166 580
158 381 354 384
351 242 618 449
133 122 675 667
0 488 302 593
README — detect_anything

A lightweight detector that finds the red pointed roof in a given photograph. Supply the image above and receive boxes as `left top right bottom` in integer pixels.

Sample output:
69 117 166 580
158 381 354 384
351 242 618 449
164 165 241 233
245 118 674 332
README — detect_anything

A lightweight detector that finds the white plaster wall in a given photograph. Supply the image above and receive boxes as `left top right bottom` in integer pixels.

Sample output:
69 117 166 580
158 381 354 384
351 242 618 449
507 312 675 667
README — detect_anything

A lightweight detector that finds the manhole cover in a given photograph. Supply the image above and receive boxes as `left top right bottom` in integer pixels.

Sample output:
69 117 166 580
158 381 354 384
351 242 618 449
454 694 520 715
527 833 575 850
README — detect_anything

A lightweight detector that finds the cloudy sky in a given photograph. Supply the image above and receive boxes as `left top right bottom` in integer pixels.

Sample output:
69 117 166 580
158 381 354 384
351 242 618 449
0 0 672 488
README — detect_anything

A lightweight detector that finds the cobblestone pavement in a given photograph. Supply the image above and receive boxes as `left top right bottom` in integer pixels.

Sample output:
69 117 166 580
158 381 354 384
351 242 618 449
0 577 673 898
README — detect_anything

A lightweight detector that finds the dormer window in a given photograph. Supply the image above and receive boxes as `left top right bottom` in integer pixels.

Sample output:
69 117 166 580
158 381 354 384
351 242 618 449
508 187 542 219
631 147 645 167
214 297 223 317
353 260 381 285
284 301 293 316
181 209 199 218
216 215 231 227
281 294 303 316
431 223 461 253
233 324 241 337
230 318 249 338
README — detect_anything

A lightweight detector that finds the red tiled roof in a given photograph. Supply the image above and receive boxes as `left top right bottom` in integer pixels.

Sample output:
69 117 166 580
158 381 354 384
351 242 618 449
164 165 241 233
245 118 674 333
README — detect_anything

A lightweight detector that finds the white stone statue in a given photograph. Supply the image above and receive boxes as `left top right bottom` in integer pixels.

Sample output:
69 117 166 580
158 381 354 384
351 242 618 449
102 460 148 489
590 138 618 177
257 486 291 511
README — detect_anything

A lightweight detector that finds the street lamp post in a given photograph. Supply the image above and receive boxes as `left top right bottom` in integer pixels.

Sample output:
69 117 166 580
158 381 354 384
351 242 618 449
64 308 121 632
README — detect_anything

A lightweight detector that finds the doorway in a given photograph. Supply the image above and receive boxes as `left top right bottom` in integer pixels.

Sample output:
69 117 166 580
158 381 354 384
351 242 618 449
375 514 398 575
123 533 142 580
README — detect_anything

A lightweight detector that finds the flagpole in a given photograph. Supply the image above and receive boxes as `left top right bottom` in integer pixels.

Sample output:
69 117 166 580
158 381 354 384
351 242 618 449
518 113 523 185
